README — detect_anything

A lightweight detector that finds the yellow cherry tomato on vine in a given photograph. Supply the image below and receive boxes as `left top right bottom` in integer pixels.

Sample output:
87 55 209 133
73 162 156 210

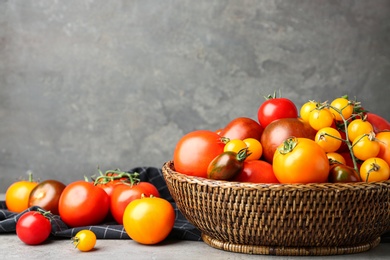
326 152 347 165
309 108 334 131
223 139 247 154
360 157 390 182
5 172 38 213
347 119 374 142
315 127 342 153
243 138 263 161
72 230 97 252
300 100 317 122
330 97 354 121
352 133 380 161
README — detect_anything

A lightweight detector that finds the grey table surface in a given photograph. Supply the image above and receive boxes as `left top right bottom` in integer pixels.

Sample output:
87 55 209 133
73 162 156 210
0 194 389 259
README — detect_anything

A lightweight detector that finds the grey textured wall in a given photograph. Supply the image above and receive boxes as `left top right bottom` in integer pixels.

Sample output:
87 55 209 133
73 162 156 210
1 0 389 192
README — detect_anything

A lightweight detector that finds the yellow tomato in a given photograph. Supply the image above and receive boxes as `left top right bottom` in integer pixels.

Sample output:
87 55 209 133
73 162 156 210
5 173 38 213
360 157 390 182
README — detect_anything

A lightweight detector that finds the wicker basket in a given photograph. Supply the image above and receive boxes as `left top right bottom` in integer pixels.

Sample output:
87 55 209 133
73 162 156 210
162 161 390 256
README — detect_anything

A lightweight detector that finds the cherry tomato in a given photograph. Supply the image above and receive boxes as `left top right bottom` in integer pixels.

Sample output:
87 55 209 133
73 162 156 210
309 108 334 130
173 130 225 178
243 138 263 161
260 118 317 163
28 180 66 215
366 112 390 133
347 119 374 142
58 180 110 227
352 133 380 161
376 131 390 166
330 97 354 121
328 164 360 183
326 152 347 165
219 117 264 142
6 172 38 213
257 95 298 128
299 100 317 123
223 139 247 154
110 182 160 224
315 127 343 153
123 197 175 245
360 157 390 182
273 137 330 184
16 211 52 245
72 230 97 252
207 149 248 180
232 160 279 183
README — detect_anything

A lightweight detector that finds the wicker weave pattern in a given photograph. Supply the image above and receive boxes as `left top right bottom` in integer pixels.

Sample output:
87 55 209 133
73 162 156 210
162 161 390 252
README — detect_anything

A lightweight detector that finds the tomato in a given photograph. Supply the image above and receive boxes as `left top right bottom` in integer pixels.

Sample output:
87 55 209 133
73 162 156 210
223 139 247 154
347 119 374 142
232 160 279 183
299 100 317 123
110 182 160 224
207 149 247 180
243 138 263 161
314 127 342 153
360 157 390 182
326 152 347 165
28 180 66 215
219 117 264 142
16 211 52 245
173 130 225 178
58 180 110 227
123 197 175 245
5 172 38 213
366 112 390 133
257 95 298 128
376 131 390 166
72 230 97 252
309 108 334 130
328 164 360 183
273 137 330 184
260 118 317 163
329 97 354 121
352 133 380 161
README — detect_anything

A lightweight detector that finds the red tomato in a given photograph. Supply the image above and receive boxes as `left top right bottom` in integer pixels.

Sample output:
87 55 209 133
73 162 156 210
219 117 264 142
257 95 298 128
58 180 110 227
366 112 390 133
232 160 279 183
16 211 52 245
376 131 390 166
260 118 317 163
110 182 160 224
173 130 225 178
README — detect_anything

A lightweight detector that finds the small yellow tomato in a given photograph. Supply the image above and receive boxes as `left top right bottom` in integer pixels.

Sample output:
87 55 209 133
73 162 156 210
360 157 390 182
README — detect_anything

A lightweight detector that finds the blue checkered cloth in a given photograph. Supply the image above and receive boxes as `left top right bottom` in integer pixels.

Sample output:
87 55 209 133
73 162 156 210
0 167 202 241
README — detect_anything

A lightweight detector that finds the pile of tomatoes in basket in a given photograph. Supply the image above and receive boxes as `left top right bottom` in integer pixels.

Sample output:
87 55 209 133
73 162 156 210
173 94 390 184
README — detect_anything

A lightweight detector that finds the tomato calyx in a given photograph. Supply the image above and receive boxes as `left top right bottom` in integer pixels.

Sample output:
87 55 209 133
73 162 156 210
277 137 298 155
92 168 140 186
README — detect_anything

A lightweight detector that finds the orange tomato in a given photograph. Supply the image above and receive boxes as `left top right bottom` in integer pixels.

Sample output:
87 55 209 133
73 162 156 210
309 108 334 131
360 157 390 182
273 137 330 183
376 131 390 166
330 97 354 121
5 172 38 213
299 100 317 122
123 197 175 245
243 138 263 161
315 127 342 153
352 134 380 161
347 119 374 142
327 152 347 165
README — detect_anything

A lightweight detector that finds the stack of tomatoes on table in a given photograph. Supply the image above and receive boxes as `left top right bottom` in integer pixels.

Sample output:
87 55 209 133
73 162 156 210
173 94 390 184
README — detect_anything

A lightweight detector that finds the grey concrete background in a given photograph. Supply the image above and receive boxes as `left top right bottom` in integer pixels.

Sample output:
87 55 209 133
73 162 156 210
1 0 389 192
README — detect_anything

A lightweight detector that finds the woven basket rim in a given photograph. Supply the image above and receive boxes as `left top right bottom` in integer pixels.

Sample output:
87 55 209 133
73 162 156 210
163 160 390 190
